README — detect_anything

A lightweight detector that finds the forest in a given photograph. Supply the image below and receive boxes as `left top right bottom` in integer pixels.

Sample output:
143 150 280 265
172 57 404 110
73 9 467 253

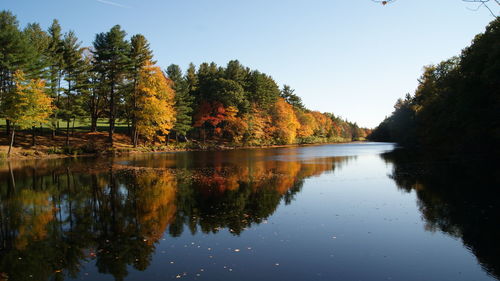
0 11 369 157
369 18 499 154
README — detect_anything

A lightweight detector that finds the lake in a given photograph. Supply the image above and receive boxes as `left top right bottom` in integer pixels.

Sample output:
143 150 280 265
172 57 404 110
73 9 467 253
0 142 498 281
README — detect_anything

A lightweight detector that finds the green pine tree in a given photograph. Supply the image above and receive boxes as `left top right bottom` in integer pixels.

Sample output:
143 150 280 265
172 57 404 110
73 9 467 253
129 34 154 146
92 25 131 144
167 64 193 141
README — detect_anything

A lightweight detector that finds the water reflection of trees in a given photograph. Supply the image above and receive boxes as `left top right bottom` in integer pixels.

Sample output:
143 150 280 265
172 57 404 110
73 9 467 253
0 153 352 281
383 150 500 280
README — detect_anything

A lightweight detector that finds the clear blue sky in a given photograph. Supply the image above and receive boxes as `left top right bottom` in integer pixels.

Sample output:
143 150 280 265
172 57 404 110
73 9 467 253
2 0 496 127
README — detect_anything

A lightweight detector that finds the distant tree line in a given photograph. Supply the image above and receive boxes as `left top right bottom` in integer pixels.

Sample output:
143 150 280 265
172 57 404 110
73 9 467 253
369 18 499 154
0 10 369 155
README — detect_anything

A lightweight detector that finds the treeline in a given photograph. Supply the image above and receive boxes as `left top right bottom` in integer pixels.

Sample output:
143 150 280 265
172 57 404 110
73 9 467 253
369 18 499 154
0 11 368 155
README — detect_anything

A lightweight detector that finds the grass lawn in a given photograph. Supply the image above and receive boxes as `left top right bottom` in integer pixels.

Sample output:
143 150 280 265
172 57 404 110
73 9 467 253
0 117 130 134
0 117 137 157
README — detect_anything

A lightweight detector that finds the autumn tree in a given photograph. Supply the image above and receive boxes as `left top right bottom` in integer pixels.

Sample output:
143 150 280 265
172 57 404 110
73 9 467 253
134 62 176 143
5 71 53 155
296 110 318 141
271 98 300 144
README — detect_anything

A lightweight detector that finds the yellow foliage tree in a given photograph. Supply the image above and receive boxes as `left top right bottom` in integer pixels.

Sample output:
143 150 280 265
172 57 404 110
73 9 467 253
311 111 334 138
135 170 177 242
271 98 300 144
296 110 318 139
5 70 54 155
13 190 54 250
135 62 176 143
243 105 274 145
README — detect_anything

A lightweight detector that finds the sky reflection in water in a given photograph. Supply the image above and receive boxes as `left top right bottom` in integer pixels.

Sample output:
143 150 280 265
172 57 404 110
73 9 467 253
0 143 497 281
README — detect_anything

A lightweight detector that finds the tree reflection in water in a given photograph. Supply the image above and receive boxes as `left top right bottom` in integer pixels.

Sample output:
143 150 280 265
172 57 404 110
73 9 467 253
0 152 352 281
382 149 500 280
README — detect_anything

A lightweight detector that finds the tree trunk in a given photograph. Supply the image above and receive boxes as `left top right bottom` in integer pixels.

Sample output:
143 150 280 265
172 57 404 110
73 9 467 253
133 130 138 148
91 116 98 132
52 120 56 139
8 127 15 156
72 117 76 136
109 83 115 145
32 126 36 147
6 120 10 136
127 119 131 136
167 134 170 145
66 120 70 147
131 75 138 147
109 117 115 145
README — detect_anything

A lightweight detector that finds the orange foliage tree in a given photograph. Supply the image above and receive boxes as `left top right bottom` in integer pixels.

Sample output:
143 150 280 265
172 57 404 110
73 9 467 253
271 98 300 144
193 101 247 142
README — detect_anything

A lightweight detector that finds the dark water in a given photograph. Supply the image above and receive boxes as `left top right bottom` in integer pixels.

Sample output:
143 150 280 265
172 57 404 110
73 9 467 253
0 143 498 281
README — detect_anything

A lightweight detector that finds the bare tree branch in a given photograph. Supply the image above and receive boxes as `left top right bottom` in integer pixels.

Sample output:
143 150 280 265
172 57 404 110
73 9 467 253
372 0 498 17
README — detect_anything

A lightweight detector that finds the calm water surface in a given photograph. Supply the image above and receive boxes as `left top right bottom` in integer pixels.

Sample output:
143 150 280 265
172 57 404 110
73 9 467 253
0 143 498 281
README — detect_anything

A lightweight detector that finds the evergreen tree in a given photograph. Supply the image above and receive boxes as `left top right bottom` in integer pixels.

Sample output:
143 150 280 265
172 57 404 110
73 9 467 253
225 60 248 86
47 19 65 137
247 71 280 110
185 63 198 94
80 47 103 132
92 25 131 144
61 31 85 146
0 11 32 135
280 84 305 110
167 64 193 141
23 23 50 79
129 34 153 146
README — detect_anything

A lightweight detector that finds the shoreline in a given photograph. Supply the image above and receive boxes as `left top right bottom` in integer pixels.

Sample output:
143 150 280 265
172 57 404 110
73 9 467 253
0 140 364 162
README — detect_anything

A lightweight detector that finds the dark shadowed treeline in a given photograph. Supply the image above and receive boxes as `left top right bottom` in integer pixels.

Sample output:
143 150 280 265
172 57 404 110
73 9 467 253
383 149 500 279
369 18 499 154
0 10 368 156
